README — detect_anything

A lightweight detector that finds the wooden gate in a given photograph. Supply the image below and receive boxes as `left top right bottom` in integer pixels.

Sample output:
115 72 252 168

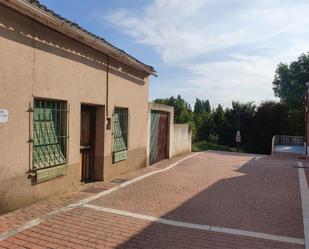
150 111 169 165
80 105 96 182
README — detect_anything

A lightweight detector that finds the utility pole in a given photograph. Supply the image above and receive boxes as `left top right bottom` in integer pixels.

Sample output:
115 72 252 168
305 82 309 155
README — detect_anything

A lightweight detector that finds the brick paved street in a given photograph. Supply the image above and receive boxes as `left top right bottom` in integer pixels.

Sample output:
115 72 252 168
0 151 306 249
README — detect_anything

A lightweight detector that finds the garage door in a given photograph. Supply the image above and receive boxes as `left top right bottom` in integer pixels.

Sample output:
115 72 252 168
150 111 169 165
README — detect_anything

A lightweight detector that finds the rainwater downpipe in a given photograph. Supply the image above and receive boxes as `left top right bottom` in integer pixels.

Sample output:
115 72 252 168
106 56 109 117
106 55 111 130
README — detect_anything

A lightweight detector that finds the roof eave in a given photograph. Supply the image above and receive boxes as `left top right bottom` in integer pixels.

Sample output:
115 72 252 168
0 0 157 76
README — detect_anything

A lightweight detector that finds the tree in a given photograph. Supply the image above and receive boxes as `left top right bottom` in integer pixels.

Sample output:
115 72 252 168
273 53 309 109
194 98 211 114
212 104 225 144
154 95 196 140
231 101 256 148
154 95 193 124
272 53 309 136
203 100 211 113
252 101 289 154
194 111 213 141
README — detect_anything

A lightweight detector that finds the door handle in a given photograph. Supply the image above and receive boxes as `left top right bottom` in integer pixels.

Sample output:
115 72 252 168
80 145 91 150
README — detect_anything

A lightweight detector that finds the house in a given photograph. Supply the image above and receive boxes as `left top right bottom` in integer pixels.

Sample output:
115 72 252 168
0 0 156 213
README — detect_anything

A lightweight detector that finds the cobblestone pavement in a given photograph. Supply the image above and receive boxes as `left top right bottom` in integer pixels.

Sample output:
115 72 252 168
0 151 306 249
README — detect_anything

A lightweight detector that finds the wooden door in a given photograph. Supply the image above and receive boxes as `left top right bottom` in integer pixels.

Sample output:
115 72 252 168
80 105 96 182
150 111 168 165
157 113 168 162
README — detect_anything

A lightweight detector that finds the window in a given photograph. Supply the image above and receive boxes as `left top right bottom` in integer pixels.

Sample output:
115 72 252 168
33 99 68 169
113 107 128 163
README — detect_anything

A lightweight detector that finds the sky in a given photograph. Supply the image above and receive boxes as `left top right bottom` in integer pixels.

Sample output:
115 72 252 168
40 0 309 108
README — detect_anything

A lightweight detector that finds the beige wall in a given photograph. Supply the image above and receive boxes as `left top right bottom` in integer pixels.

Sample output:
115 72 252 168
173 124 192 156
0 4 150 212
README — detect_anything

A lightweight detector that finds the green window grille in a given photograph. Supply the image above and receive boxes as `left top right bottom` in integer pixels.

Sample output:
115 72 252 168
113 107 128 163
33 99 69 170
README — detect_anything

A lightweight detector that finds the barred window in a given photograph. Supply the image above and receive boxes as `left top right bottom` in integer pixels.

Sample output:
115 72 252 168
33 99 68 169
113 107 128 163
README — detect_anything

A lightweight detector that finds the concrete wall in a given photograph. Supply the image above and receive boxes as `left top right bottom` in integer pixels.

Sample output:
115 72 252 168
0 4 150 213
173 124 192 156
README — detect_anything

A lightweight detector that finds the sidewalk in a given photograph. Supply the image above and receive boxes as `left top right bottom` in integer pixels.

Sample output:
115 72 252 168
0 153 191 234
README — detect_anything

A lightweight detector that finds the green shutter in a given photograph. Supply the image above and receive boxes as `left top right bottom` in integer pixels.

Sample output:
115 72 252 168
150 111 160 165
113 108 128 163
33 100 67 169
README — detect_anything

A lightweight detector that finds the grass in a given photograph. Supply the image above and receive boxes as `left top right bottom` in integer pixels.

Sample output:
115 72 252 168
192 141 241 153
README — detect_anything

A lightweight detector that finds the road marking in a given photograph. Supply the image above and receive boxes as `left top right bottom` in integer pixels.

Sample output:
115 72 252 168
299 165 309 249
0 218 43 241
83 204 304 245
0 153 199 241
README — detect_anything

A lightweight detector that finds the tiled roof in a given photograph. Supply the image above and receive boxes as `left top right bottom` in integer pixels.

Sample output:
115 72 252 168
24 0 156 74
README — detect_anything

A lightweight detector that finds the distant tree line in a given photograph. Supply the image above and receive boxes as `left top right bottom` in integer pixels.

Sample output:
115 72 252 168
154 53 309 154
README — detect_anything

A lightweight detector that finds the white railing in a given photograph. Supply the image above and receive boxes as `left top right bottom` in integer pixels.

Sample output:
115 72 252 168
271 135 304 154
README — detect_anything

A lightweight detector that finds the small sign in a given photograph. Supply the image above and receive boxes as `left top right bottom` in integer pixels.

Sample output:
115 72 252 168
235 130 241 143
0 109 8 123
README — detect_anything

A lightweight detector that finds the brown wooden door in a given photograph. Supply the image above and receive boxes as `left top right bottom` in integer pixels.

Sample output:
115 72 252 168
150 111 168 165
80 105 96 182
157 113 168 162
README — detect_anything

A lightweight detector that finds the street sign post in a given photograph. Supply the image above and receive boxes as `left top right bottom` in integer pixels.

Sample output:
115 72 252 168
235 130 241 152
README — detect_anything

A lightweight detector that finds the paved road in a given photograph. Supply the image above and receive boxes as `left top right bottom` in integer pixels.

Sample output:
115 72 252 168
0 151 305 249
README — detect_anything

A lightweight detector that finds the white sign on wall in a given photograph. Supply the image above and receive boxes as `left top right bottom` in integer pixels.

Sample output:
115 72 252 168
0 109 8 123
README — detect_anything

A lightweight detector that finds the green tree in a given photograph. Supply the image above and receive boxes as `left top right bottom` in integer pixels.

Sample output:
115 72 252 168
154 95 196 140
252 101 289 154
272 53 309 136
154 95 193 124
194 111 213 141
273 53 309 109
194 98 211 114
212 104 225 144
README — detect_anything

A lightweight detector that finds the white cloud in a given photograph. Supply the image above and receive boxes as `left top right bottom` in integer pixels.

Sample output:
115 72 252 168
105 0 309 107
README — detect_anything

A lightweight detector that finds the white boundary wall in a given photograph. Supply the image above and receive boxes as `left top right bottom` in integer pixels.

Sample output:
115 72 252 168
172 124 192 156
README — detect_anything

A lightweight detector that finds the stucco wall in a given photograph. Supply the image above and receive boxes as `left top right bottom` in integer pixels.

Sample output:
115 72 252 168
173 124 192 156
0 4 149 212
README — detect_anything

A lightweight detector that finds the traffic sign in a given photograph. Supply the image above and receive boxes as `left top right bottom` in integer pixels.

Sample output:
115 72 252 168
235 131 241 143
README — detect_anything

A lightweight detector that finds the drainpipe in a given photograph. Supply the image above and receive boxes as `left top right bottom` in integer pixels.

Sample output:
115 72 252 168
106 56 109 117
106 56 111 130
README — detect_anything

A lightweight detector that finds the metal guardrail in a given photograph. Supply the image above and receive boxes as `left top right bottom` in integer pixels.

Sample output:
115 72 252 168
272 135 304 154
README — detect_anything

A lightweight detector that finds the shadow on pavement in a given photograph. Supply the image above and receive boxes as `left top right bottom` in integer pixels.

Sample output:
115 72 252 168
114 152 303 248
